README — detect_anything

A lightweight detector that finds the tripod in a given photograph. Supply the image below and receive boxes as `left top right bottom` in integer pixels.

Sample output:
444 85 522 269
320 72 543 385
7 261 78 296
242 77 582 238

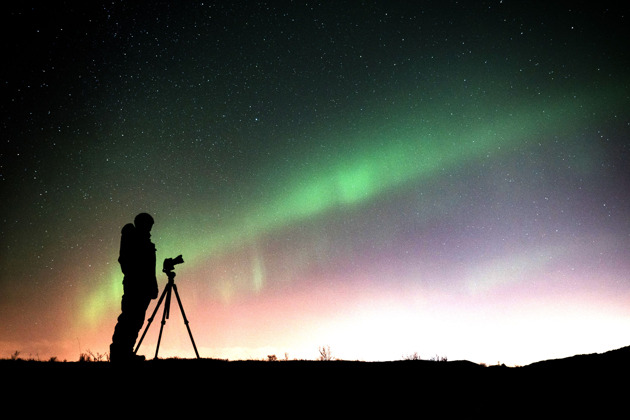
135 269 200 359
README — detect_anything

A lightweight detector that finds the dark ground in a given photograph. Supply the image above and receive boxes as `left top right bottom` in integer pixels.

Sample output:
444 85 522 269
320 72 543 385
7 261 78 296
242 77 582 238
4 346 629 415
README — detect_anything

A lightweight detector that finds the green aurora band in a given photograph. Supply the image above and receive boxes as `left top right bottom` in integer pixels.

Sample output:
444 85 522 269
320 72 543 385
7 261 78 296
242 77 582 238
81 82 626 326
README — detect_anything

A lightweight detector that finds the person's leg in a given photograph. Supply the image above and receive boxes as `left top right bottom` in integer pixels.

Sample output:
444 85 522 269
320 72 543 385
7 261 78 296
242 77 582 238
111 294 151 362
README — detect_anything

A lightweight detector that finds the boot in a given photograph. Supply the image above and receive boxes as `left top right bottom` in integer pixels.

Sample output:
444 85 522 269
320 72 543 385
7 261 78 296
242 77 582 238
110 343 144 363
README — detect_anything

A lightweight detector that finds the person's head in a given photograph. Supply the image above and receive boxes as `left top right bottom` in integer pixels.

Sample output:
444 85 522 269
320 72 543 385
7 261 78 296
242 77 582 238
134 213 154 234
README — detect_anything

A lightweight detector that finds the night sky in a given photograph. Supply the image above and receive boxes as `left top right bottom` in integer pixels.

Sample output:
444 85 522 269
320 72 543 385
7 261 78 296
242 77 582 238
2 1 629 365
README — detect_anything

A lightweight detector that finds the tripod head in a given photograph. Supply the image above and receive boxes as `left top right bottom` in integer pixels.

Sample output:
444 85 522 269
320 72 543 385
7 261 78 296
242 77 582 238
163 255 184 280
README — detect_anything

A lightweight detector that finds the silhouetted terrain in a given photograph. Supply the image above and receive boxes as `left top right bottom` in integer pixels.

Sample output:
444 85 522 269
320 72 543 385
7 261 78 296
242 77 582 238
3 346 628 414
525 345 630 369
5 344 629 370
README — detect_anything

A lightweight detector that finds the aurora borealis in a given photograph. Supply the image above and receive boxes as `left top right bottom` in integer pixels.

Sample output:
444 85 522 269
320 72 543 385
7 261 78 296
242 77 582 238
2 1 629 365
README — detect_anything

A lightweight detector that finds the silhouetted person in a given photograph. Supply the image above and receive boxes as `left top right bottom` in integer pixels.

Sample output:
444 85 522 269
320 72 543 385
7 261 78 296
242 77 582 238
110 213 159 362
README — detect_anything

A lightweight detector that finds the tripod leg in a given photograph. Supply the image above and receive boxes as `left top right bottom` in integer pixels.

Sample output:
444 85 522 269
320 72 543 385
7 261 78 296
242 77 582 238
154 285 172 359
172 284 200 359
135 285 168 354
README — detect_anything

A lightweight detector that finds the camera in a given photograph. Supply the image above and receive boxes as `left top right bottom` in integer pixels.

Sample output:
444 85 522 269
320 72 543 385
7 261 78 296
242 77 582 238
163 254 184 273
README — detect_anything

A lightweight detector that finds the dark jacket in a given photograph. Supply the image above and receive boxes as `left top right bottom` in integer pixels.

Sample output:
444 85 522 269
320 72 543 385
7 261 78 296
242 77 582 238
118 223 158 298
